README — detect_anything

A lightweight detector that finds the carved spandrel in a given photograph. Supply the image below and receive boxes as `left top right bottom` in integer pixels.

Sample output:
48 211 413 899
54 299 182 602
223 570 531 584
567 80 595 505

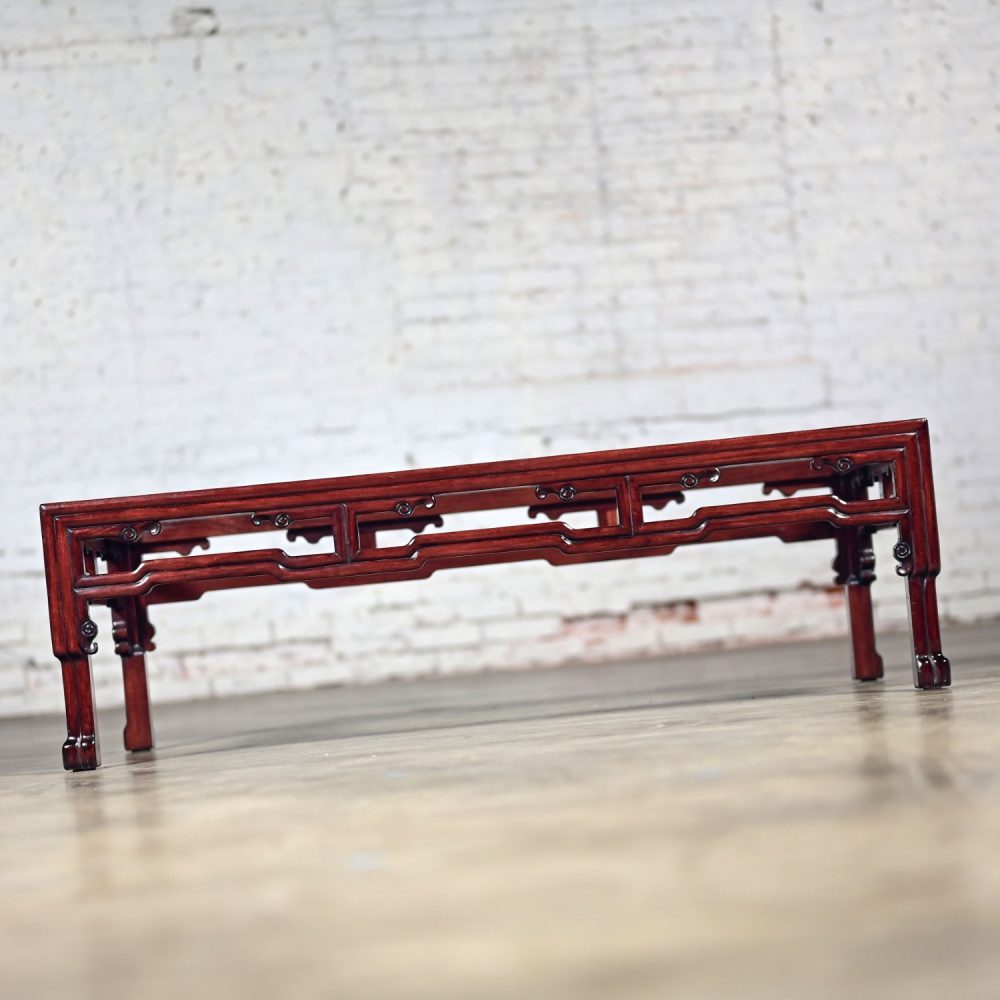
833 528 878 587
110 600 156 656
111 604 131 656
762 480 825 498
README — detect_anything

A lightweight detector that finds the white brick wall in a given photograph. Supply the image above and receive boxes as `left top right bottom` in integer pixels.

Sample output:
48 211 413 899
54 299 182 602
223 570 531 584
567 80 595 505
2 0 998 715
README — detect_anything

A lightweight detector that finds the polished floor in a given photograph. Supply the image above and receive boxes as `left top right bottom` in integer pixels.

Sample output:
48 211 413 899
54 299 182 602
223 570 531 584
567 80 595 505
3 623 1000 999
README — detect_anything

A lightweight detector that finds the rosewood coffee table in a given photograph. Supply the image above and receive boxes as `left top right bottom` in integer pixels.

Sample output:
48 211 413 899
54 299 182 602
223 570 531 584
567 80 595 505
41 418 950 771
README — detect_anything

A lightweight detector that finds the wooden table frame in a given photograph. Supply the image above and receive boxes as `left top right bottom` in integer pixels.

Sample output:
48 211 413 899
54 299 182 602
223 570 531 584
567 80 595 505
41 418 950 771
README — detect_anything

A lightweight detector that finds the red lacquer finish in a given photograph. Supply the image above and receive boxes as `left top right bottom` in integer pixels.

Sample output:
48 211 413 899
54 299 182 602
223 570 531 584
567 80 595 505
40 419 951 771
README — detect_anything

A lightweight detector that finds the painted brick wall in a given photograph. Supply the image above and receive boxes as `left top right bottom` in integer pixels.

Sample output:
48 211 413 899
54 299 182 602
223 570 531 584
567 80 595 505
2 0 998 715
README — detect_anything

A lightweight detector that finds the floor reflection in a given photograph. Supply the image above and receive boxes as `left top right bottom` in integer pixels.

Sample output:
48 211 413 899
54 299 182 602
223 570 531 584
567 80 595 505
916 690 955 790
852 686 895 791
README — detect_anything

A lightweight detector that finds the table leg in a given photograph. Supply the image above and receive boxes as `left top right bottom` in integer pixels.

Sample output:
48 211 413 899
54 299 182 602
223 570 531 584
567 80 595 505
906 573 951 689
111 598 155 752
60 649 100 771
834 525 884 682
896 424 951 689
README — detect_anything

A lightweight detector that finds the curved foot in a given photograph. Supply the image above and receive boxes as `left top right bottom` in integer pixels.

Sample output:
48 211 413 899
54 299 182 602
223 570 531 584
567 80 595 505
914 653 951 690
62 734 100 771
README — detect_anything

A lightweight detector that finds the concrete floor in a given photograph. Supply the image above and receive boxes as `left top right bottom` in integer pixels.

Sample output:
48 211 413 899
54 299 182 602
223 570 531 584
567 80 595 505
2 623 1000 1000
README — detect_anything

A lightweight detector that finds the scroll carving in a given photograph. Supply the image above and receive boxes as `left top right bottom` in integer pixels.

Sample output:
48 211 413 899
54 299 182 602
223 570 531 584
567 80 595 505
79 618 99 655
893 540 913 577
535 484 577 501
394 497 436 517
678 468 721 489
120 521 162 543
811 456 854 474
252 512 292 528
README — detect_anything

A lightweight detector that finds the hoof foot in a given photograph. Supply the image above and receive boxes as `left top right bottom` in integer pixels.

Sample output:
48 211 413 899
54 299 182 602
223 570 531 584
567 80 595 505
915 653 951 690
62 734 100 771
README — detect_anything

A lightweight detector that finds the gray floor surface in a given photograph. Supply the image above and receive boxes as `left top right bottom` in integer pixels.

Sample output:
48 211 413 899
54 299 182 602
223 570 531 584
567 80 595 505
2 622 999 999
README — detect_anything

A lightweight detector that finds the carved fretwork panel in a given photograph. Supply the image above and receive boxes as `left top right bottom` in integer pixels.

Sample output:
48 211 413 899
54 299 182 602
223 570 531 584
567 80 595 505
65 448 912 607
